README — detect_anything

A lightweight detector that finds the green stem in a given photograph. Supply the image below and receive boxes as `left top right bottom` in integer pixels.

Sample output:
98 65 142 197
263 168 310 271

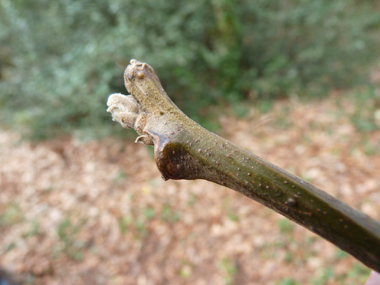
107 59 380 272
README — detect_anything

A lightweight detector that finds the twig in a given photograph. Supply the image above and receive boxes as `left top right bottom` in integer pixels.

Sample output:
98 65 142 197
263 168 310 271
107 59 380 272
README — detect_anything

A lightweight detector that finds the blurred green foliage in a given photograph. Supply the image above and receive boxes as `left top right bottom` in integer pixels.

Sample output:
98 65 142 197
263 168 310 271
0 0 379 139
349 87 380 132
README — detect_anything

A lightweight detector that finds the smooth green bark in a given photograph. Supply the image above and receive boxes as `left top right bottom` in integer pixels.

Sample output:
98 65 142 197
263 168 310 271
107 60 380 272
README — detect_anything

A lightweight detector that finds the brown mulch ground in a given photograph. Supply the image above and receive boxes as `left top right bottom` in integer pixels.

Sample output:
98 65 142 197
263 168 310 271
0 94 379 284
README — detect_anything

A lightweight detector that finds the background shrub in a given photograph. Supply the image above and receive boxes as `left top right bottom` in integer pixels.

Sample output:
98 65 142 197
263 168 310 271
0 0 379 139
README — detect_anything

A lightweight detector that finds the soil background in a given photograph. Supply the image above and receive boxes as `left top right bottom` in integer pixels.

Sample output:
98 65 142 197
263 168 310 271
1 95 379 284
